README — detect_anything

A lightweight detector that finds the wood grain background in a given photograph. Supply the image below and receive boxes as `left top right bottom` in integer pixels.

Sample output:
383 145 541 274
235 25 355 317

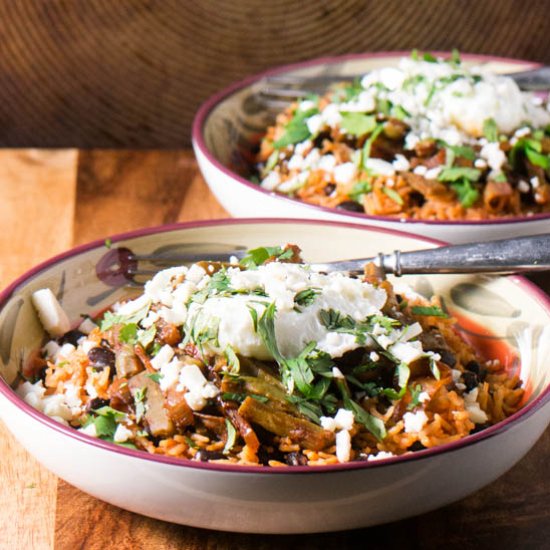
1 0 550 148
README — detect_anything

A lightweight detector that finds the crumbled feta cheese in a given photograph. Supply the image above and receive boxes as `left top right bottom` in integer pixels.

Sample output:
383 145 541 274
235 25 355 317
413 165 428 176
334 408 354 431
403 410 428 433
365 158 396 176
113 423 133 443
464 387 489 424
425 166 442 180
79 423 98 437
518 180 530 193
480 142 507 172
31 288 71 337
367 451 395 461
78 317 97 335
389 340 424 364
474 158 487 169
260 171 281 191
178 364 220 411
369 351 380 362
392 154 410 172
530 176 540 189
333 162 357 184
151 344 174 370
43 340 61 360
335 429 352 463
306 114 323 135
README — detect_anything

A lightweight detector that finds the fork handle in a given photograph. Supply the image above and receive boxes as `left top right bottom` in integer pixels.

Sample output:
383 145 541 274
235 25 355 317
377 234 550 276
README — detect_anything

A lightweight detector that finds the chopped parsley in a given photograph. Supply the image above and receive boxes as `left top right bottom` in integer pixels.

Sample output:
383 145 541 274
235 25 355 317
240 246 294 269
340 112 376 137
411 305 448 318
294 288 320 309
483 118 499 142
382 187 404 205
438 167 481 183
450 179 480 208
273 107 318 149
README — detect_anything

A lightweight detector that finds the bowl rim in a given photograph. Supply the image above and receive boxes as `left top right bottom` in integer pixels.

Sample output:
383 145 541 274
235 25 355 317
192 50 550 227
1 217 549 475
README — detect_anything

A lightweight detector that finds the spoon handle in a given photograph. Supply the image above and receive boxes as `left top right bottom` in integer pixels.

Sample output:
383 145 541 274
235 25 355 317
377 234 550 276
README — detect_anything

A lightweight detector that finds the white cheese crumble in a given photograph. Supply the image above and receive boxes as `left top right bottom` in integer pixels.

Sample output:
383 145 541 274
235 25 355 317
464 387 489 424
403 410 429 433
31 289 71 337
184 262 387 360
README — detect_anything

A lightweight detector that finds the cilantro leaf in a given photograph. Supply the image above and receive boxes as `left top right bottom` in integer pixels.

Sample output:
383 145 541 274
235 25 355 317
224 344 240 373
340 112 376 137
450 179 480 207
438 167 481 182
411 305 448 318
240 246 294 269
483 118 498 142
119 323 139 344
382 187 404 205
362 124 384 167
223 418 237 454
273 108 318 149
525 147 550 170
294 288 320 309
349 180 372 203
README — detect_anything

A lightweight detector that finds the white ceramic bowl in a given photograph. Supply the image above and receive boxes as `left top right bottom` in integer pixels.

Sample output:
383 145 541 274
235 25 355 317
192 52 550 244
0 219 549 533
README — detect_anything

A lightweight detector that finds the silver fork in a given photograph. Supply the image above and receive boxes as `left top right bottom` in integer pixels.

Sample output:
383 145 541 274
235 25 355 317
111 234 549 284
258 66 550 109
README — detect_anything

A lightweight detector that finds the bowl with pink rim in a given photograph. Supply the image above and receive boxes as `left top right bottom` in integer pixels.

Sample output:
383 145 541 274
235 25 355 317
0 218 549 533
192 52 550 244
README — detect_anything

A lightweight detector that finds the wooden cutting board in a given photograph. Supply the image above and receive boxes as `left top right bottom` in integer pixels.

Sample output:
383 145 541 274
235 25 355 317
0 149 549 549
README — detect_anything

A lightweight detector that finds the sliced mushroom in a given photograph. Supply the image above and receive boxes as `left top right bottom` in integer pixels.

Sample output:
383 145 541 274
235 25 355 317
128 371 174 438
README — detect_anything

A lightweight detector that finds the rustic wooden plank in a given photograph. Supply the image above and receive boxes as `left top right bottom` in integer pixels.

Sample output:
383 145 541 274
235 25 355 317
2 0 550 148
0 149 78 550
54 431 550 549
52 149 550 549
73 150 227 247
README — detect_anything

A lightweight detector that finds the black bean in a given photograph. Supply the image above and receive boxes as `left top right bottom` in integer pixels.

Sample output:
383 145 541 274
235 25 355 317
465 360 480 374
194 450 225 462
409 441 427 452
286 452 308 466
59 330 86 346
463 371 479 392
87 397 110 411
471 423 490 434
434 348 457 368
323 183 336 196
87 346 116 368
336 200 364 213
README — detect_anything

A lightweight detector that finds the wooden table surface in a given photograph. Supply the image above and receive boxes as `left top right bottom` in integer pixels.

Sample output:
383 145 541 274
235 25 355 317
0 149 548 550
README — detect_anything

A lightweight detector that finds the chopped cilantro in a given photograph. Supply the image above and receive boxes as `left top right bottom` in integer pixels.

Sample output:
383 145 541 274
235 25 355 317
382 187 404 205
223 418 237 454
422 52 438 63
264 150 279 172
224 345 240 373
146 372 162 383
92 406 125 439
349 180 372 203
119 323 139 344
247 305 259 332
240 246 294 269
429 354 441 380
273 107 318 149
438 167 481 182
451 179 480 207
411 305 448 318
407 384 424 410
483 118 498 142
340 112 376 137
493 172 508 183
525 147 550 170
134 386 147 423
450 48 461 65
294 288 320 309
361 124 384 168
137 325 156 349
104 238 112 249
